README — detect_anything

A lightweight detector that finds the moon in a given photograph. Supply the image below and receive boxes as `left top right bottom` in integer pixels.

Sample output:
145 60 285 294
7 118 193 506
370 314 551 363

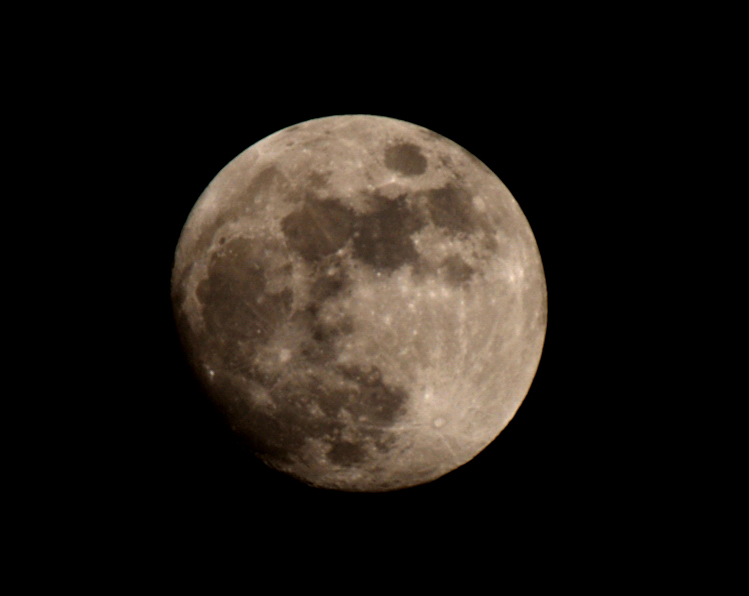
171 115 547 492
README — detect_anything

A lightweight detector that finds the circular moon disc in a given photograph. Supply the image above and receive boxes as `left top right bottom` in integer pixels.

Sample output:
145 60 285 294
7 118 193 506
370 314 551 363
171 115 547 492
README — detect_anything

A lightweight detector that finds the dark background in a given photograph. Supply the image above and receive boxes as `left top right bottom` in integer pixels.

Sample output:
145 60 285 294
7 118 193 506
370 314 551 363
96 64 648 551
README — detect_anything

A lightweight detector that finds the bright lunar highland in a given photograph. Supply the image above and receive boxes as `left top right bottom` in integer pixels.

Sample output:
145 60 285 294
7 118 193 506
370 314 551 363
171 115 547 491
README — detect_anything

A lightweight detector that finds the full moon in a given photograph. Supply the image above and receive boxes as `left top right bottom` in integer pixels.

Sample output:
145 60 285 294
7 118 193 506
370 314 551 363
171 115 547 492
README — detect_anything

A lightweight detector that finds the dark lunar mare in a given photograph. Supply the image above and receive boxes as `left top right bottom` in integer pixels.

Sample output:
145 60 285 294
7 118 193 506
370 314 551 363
350 193 425 271
437 254 475 287
383 142 428 176
425 184 479 236
281 198 354 263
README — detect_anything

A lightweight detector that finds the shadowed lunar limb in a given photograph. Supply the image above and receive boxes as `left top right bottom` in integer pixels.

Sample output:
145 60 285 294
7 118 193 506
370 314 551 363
172 115 547 492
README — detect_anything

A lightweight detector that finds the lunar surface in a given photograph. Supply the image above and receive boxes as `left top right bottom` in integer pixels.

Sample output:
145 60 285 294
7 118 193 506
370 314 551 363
171 115 547 492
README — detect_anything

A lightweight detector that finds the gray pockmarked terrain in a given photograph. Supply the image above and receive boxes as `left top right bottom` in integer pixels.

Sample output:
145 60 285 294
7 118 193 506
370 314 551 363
172 115 547 491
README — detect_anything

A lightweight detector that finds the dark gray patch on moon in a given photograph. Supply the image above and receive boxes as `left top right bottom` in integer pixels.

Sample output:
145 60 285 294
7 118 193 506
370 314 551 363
307 170 331 189
352 194 425 271
196 237 292 347
425 183 478 236
337 364 409 425
309 258 347 302
281 192 427 273
438 254 475 287
384 142 427 176
327 441 367 465
281 198 355 263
